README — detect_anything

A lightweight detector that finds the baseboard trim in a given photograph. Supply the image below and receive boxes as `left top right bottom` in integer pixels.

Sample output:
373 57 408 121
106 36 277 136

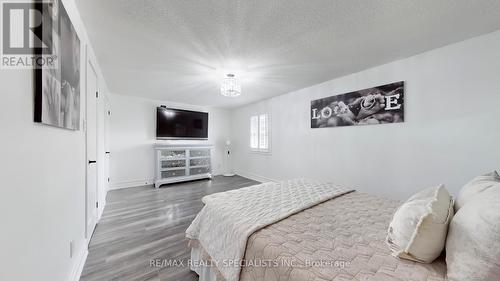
110 173 273 190
69 243 88 281
235 171 279 183
109 179 154 190
97 199 106 221
109 173 227 190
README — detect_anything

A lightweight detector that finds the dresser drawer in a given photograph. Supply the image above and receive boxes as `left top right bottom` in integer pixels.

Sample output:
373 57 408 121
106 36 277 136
190 167 210 175
161 159 186 169
190 149 210 158
161 169 186 178
190 158 210 167
160 150 186 159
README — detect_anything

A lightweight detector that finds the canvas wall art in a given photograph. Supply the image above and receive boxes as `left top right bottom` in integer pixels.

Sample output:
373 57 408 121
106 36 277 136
311 81 404 128
34 0 81 130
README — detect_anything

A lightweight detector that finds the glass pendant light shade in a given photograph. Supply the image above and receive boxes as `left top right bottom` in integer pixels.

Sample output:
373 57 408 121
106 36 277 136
220 73 241 97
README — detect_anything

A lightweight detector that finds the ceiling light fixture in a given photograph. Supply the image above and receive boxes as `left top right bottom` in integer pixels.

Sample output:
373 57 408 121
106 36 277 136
220 73 241 97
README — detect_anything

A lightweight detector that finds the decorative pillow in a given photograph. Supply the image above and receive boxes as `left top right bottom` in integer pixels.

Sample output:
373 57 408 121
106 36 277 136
446 186 500 281
454 170 500 211
386 185 454 263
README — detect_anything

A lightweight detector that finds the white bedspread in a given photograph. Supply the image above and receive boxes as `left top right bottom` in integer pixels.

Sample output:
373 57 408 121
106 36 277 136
185 178 354 281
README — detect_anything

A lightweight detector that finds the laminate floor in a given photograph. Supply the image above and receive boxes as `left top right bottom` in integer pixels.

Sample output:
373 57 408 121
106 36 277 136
80 176 259 281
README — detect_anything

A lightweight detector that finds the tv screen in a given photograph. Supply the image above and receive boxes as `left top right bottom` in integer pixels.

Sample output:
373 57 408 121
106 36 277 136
156 107 209 139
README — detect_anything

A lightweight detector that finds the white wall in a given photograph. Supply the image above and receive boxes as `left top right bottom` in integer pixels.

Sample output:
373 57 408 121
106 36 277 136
0 1 108 281
230 30 500 200
109 94 231 189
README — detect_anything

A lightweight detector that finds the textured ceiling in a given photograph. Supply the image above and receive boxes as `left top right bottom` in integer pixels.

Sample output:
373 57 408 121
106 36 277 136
76 0 500 108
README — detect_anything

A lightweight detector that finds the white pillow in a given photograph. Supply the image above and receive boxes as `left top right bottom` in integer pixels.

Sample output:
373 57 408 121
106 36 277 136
386 185 454 263
446 186 500 281
455 171 500 211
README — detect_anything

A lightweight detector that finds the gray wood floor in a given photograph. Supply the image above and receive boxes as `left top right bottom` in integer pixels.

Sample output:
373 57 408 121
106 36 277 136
80 176 259 281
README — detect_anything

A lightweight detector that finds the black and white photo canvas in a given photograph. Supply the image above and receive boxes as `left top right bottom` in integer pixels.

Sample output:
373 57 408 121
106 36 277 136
311 81 404 128
35 0 80 130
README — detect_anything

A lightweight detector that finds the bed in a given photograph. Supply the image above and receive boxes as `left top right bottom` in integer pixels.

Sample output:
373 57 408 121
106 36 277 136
186 180 447 281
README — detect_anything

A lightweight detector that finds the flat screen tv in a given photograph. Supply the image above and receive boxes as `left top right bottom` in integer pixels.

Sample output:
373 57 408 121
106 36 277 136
156 107 209 140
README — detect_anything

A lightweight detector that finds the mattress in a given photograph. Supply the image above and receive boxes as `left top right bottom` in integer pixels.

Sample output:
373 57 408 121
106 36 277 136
190 191 447 281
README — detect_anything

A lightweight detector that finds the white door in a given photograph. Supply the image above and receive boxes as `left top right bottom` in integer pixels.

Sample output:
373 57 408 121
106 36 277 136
96 98 110 218
86 62 98 239
104 104 110 194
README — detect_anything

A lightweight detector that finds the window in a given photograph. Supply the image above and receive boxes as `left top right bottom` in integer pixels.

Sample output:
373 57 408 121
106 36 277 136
250 114 270 152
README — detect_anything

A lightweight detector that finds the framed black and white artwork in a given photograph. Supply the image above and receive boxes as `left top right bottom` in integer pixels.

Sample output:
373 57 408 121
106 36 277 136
311 81 404 128
34 0 81 130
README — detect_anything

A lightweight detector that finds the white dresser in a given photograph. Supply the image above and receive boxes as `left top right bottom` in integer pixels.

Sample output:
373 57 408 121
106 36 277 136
154 145 213 188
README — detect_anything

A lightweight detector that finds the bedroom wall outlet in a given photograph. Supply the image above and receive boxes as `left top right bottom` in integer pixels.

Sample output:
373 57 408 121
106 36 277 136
69 240 74 258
